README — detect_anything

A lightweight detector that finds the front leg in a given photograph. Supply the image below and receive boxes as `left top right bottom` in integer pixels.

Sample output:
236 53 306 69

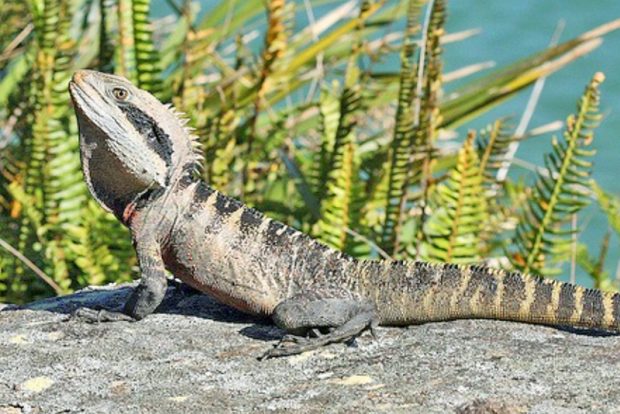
260 289 378 359
73 238 167 323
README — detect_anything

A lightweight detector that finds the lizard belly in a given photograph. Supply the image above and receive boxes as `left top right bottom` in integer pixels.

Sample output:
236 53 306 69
162 247 276 316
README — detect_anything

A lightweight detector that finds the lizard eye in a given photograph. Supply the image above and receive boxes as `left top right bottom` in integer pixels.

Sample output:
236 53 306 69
112 87 129 102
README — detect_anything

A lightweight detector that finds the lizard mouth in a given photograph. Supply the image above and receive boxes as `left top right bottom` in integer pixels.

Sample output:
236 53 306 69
68 77 92 111
68 81 81 102
68 70 102 112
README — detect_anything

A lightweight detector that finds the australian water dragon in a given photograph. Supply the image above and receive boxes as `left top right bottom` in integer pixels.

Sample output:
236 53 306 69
68 70 620 359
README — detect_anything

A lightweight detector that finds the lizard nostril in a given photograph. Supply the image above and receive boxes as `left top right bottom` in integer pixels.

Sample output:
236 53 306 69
72 71 85 83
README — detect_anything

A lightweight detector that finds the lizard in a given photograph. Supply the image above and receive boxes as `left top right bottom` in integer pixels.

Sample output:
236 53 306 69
68 69 620 359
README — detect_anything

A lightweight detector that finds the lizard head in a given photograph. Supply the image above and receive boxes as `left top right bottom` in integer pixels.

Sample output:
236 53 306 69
69 70 200 218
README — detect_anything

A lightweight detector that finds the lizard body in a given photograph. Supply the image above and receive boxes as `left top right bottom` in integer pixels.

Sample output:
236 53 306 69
68 70 620 358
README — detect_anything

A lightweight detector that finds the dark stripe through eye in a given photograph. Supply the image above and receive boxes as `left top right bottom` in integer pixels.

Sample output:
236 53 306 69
119 104 173 169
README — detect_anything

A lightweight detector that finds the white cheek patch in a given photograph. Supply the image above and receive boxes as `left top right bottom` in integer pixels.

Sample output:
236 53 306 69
106 130 168 188
89 107 168 188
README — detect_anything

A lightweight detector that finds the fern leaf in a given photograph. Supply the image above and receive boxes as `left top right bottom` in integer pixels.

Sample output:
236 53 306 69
260 0 291 88
380 0 423 255
98 0 115 72
406 0 446 257
311 83 341 202
6 0 83 298
476 117 515 190
472 118 517 254
510 73 604 275
315 140 360 250
67 200 136 287
115 0 162 94
202 108 238 192
312 2 367 251
244 0 293 191
132 0 162 95
422 131 487 263
116 0 137 82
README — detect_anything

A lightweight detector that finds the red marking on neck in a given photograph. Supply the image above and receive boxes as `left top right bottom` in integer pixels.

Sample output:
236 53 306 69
122 201 138 225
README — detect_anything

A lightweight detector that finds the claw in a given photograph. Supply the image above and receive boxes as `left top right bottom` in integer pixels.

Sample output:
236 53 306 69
369 322 379 340
258 334 320 360
71 307 100 323
276 335 309 347
309 328 323 338
258 343 307 360
280 334 299 344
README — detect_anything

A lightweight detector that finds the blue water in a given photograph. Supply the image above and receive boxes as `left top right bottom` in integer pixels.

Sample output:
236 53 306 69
445 1 620 284
154 1 620 285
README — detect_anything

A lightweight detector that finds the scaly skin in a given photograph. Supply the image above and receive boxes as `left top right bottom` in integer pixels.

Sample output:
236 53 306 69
68 70 620 359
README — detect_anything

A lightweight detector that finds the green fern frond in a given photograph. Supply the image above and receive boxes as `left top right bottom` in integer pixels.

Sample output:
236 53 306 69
132 0 162 95
315 140 360 250
4 0 83 298
67 200 136 287
311 83 340 202
312 3 368 251
415 0 445 137
380 0 423 255
245 0 294 192
474 118 517 254
328 66 361 178
116 0 137 82
260 0 291 85
476 117 515 190
97 0 115 72
510 73 604 275
115 0 161 94
406 0 446 256
203 108 238 192
422 131 487 263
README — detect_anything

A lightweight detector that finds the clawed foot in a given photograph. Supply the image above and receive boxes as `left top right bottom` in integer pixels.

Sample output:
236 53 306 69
281 328 329 342
259 327 378 360
69 307 136 323
259 334 321 360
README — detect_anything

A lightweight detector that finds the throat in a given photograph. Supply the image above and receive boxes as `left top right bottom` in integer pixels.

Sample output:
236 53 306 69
121 187 166 226
120 164 198 225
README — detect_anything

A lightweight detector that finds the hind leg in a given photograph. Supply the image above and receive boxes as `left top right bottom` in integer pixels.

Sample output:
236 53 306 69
260 290 378 359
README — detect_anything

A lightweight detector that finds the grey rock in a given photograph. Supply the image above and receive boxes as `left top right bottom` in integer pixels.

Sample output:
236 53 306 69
1 282 620 414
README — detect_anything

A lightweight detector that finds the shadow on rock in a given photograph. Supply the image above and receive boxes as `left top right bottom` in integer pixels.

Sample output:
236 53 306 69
238 323 285 342
3 279 269 326
555 324 619 337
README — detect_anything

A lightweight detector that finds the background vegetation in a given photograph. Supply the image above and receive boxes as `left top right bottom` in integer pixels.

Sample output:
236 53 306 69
1 0 619 303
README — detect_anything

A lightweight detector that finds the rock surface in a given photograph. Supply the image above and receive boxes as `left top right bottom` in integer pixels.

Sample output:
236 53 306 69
1 283 620 414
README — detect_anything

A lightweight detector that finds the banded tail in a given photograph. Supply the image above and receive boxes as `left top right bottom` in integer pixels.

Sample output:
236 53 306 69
371 262 620 331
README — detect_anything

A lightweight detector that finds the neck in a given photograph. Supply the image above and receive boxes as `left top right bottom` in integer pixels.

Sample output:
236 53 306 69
120 162 198 227
120 187 166 226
